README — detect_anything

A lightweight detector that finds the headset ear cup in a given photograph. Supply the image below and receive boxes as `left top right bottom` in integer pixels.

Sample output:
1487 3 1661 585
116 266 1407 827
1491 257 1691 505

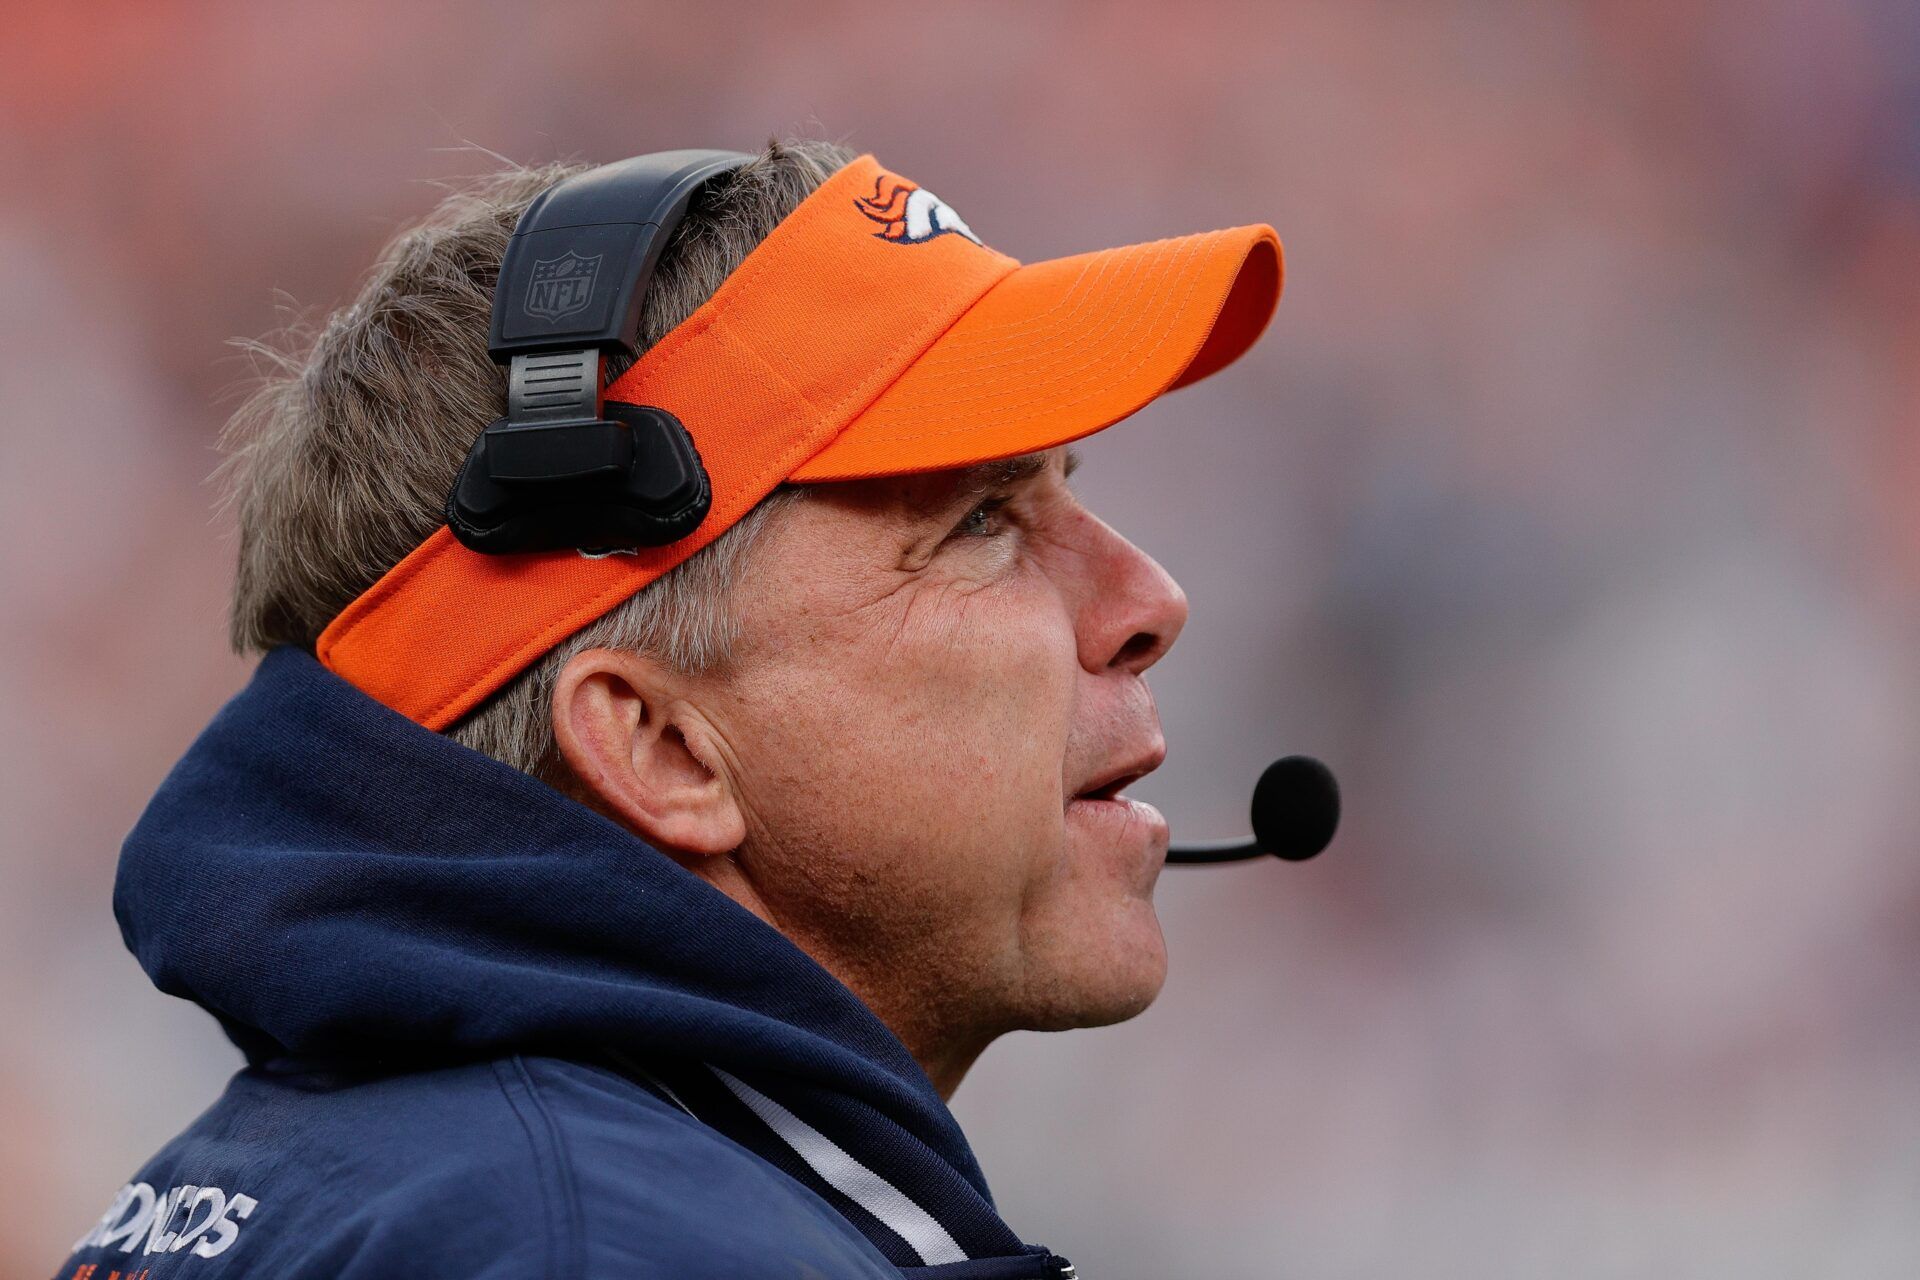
607 403 710 524
445 421 515 550
445 404 711 555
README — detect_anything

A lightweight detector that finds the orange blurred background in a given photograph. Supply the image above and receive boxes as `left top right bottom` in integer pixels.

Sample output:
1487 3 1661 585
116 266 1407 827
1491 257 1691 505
5 1 1918 1276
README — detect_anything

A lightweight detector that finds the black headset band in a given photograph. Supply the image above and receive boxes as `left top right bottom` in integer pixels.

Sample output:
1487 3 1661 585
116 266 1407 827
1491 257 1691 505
486 149 753 363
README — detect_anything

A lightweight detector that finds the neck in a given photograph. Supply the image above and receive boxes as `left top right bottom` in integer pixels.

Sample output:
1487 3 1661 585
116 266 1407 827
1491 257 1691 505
891 1018 993 1101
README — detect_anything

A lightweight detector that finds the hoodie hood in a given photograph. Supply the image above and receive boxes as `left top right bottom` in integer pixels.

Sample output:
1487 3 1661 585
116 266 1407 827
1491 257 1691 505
115 647 1058 1271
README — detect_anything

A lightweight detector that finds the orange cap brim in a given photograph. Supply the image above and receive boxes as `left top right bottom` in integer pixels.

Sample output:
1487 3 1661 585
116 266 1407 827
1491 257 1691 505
790 225 1282 481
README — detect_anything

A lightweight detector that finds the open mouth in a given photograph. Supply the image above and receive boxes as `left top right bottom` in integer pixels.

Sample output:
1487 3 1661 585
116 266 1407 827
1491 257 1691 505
1071 742 1165 806
1075 768 1151 803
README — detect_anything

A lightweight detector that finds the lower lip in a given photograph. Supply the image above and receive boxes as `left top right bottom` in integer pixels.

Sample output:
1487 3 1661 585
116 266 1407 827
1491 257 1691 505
1066 794 1169 850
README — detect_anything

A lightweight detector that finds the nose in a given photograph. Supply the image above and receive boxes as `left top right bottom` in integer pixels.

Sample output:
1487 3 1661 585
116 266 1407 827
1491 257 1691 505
1073 511 1189 676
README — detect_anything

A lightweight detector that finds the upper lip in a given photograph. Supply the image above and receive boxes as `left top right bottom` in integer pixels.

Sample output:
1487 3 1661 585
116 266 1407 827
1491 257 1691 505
1073 740 1168 801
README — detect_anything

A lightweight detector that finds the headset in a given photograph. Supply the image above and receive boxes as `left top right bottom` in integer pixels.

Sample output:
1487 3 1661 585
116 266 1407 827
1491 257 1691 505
451 148 1341 865
446 149 754 555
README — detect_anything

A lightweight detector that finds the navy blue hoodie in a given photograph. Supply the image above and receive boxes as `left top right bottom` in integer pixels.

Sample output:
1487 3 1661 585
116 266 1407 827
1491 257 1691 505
61 648 1075 1279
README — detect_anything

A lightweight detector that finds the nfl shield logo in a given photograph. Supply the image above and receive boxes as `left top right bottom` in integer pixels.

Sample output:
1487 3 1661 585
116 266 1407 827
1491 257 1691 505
524 251 602 322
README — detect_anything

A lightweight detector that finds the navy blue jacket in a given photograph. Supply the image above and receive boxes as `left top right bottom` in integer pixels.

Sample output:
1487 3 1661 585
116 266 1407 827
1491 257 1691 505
61 648 1074 1279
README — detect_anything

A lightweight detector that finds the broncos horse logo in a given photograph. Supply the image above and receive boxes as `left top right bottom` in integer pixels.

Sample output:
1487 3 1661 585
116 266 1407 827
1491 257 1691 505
855 173 982 246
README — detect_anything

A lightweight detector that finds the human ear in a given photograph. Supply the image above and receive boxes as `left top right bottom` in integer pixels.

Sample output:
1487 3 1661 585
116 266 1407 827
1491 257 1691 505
549 647 747 859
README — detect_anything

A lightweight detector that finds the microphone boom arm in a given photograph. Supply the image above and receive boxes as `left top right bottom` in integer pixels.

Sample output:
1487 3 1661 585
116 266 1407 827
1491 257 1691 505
1164 837 1263 864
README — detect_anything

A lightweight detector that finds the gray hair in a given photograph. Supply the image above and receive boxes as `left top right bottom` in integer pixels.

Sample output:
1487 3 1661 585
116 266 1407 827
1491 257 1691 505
219 138 856 782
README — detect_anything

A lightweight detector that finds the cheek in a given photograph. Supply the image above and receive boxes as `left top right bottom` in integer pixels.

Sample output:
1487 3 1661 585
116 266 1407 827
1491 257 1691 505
917 594 1078 837
732 576 1080 912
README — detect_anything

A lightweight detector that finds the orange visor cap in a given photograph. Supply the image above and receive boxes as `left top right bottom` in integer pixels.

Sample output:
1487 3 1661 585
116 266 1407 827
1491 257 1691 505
318 155 1284 728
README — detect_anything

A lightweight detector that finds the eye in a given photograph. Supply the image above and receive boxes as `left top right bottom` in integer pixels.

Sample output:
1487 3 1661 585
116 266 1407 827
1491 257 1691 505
952 494 1013 539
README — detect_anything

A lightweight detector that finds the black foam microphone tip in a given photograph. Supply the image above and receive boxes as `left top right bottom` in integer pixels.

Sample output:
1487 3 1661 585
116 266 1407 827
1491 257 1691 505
1250 755 1340 862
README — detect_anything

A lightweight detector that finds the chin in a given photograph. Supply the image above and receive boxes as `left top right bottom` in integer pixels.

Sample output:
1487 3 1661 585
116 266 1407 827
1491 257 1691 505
1022 906 1169 1031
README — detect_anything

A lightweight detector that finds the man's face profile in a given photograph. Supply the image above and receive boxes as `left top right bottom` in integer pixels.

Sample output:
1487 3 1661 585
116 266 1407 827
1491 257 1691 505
552 444 1188 1091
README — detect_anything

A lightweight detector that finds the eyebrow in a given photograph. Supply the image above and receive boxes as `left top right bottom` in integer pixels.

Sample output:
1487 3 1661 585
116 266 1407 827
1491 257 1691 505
948 445 1081 505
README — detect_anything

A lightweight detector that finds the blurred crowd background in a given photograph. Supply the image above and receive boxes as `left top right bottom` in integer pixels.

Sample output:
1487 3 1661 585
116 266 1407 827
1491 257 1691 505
5 1 1918 1276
